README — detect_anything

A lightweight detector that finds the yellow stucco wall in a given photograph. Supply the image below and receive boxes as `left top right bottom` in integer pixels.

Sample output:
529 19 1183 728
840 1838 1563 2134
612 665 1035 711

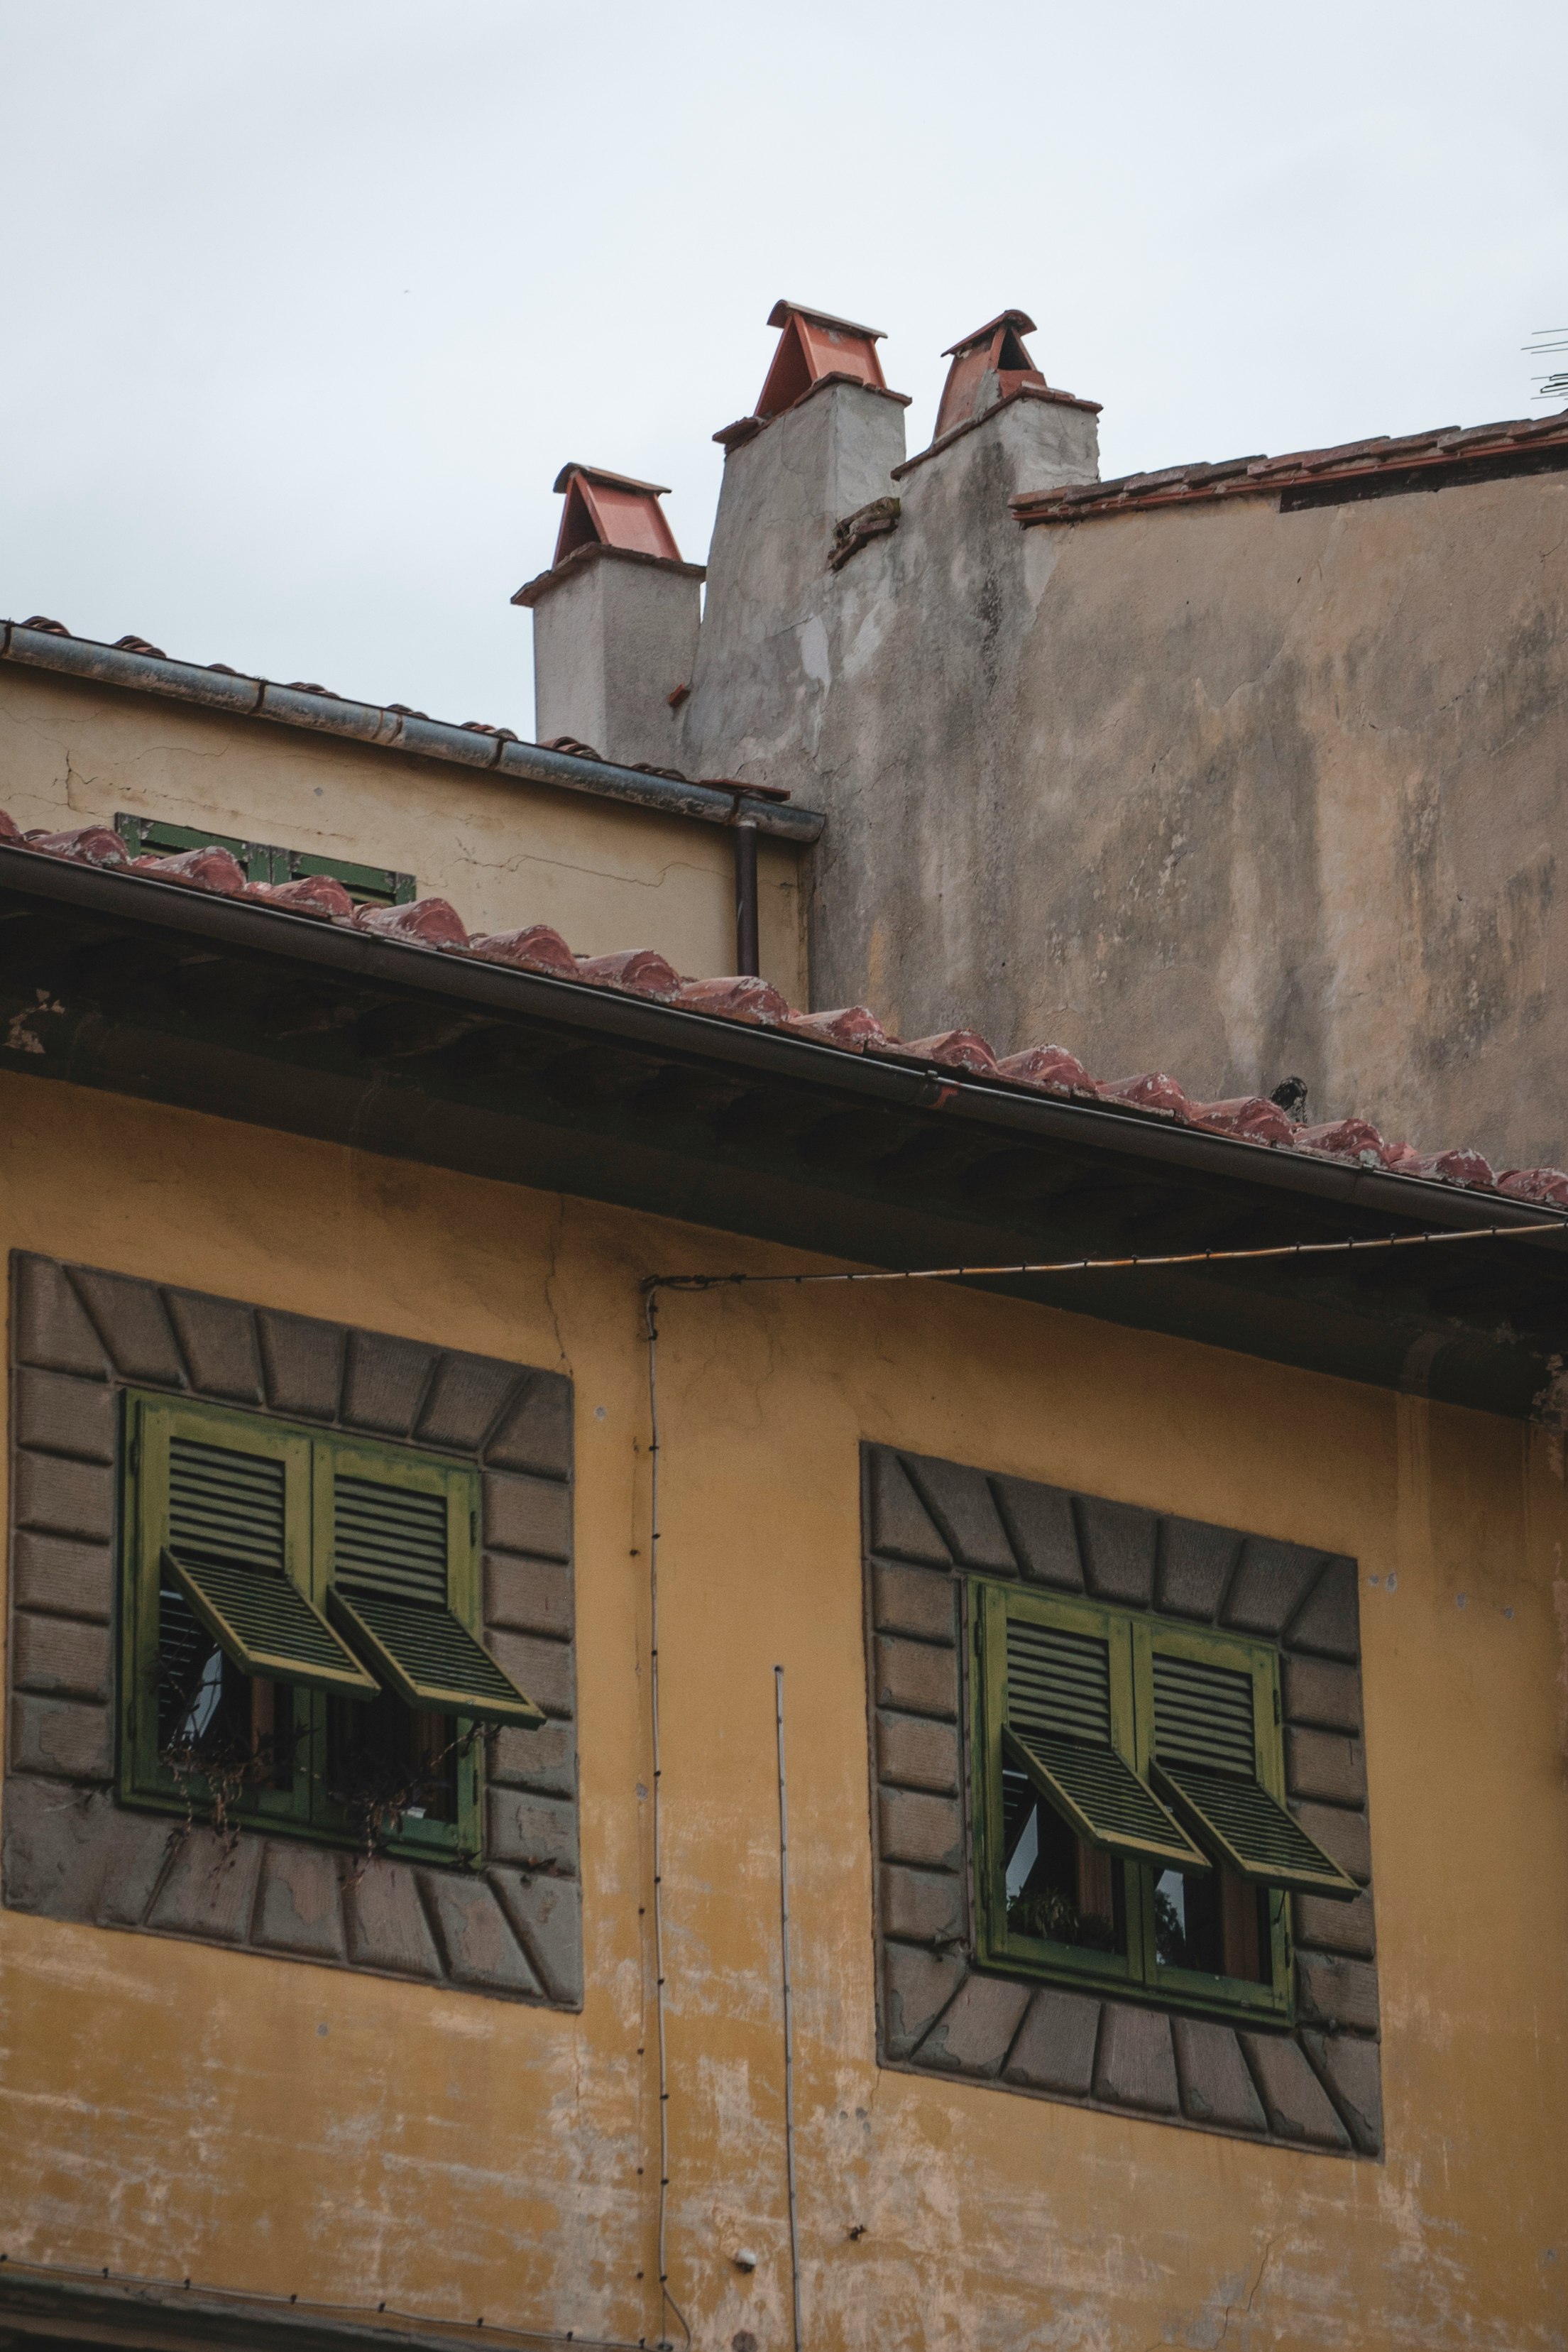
1 1070 1564 2350
0 668 806 999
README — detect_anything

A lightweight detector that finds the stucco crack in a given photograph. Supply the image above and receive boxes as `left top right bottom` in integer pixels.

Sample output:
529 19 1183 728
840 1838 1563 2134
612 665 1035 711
453 843 716 895
542 1193 571 1371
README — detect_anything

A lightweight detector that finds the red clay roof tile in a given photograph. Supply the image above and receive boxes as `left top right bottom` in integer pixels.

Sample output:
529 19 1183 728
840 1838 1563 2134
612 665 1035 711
462 924 577 975
354 897 468 948
131 846 250 894
900 1029 1000 1075
2 809 1562 1215
247 874 356 921
26 824 131 868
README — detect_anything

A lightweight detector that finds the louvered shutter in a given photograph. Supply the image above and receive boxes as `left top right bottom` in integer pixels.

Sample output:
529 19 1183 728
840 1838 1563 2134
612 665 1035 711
154 1420 377 1700
323 1458 544 1729
1148 1646 1359 1900
1002 1606 1207 1872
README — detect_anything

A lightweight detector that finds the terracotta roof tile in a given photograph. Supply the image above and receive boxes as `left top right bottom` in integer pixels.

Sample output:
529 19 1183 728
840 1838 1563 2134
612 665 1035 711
3 809 1562 1215
674 975 791 1024
1014 407 1568 526
462 924 578 976
248 874 355 921
899 1029 1000 1075
131 845 250 894
997 1044 1097 1094
353 896 468 948
575 947 682 999
1186 1095 1296 1145
26 824 131 868
1100 1071 1190 1117
785 1005 889 1050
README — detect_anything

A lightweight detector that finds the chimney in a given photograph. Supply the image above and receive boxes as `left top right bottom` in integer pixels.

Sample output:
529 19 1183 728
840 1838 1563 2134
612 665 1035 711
752 299 889 420
916 308 1100 490
512 465 703 767
676 301 910 789
933 309 1048 439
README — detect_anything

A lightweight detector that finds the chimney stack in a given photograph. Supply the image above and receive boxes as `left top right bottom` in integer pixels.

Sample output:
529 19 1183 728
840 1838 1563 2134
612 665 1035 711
512 465 703 768
676 301 910 789
932 310 1048 440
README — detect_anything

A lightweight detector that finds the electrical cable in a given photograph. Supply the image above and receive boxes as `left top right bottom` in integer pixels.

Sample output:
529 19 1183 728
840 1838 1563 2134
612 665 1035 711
641 1215 1567 1299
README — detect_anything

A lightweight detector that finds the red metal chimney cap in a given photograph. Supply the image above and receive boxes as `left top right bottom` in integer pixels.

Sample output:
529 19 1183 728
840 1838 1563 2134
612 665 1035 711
550 464 683 568
941 308 1038 357
755 300 889 422
766 298 886 341
550 462 674 498
932 310 1048 443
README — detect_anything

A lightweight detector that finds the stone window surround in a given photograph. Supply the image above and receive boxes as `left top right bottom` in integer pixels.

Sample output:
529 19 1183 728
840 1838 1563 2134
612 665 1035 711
4 1252 582 2008
865 1443 1383 2157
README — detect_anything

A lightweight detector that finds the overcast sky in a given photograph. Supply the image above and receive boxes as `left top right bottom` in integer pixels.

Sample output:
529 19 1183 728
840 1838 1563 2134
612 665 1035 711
3 1 1565 732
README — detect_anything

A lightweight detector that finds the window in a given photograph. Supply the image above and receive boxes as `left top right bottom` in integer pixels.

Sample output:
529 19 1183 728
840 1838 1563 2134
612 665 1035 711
114 815 416 907
119 1393 541 1864
972 1583 1357 2022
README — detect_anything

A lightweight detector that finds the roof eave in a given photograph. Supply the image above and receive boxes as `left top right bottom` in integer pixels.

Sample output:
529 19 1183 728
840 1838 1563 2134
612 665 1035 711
4 845 1564 1421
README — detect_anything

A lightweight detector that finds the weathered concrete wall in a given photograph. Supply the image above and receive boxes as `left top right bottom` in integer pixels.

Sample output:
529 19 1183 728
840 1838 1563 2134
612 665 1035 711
0 665 806 999
1 1066 1564 2351
531 548 701 770
676 381 912 786
681 383 1568 1171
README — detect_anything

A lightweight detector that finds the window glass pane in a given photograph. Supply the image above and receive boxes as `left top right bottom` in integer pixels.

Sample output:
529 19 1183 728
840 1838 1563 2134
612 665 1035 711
326 1688 459 1836
1154 1866 1269 1982
1004 1768 1125 1955
156 1576 297 1795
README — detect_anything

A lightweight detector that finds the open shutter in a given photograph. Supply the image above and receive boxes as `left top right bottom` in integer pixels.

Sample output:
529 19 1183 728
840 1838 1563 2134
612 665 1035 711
1148 1648 1359 1900
1004 1610 1207 1873
324 1465 544 1729
160 1426 377 1700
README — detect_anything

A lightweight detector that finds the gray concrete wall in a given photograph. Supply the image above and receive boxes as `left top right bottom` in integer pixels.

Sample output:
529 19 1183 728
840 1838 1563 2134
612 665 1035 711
532 547 700 771
678 379 1568 1172
676 380 911 789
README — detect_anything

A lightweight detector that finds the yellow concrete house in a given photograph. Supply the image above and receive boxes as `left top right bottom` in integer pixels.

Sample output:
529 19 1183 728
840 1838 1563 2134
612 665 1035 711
0 604 1564 2352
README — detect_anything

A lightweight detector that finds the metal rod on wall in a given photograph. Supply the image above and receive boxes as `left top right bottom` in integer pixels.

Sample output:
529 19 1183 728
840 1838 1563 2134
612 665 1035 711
774 1663 803 2352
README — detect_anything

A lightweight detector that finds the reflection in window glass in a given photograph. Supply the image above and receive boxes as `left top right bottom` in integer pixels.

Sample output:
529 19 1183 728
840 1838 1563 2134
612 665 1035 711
1003 1769 1125 1954
1155 1866 1269 1981
155 1581 295 1794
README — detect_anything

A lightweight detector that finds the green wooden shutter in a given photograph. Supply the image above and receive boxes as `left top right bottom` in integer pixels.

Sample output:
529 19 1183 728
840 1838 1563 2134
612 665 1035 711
1003 1607 1207 1872
1148 1646 1359 1900
160 1428 378 1700
323 1453 544 1729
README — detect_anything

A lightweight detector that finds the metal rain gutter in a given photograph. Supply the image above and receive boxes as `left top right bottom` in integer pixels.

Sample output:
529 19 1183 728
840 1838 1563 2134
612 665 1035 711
5 841 1566 1257
0 623 824 847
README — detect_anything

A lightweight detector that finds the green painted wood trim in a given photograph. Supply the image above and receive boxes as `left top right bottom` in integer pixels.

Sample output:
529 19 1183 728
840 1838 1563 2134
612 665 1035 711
1129 1617 1295 2015
113 814 415 903
163 1547 377 1699
1139 1619 1358 1900
970 1582 1140 1993
119 1394 493 1861
999 1587 1205 1869
119 1391 317 1832
327 1588 545 1729
969 1579 1302 2021
312 1430 491 1856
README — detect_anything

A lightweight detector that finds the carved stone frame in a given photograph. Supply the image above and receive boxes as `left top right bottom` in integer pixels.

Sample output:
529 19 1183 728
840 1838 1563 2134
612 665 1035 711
865 1444 1382 2155
4 1253 581 2007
